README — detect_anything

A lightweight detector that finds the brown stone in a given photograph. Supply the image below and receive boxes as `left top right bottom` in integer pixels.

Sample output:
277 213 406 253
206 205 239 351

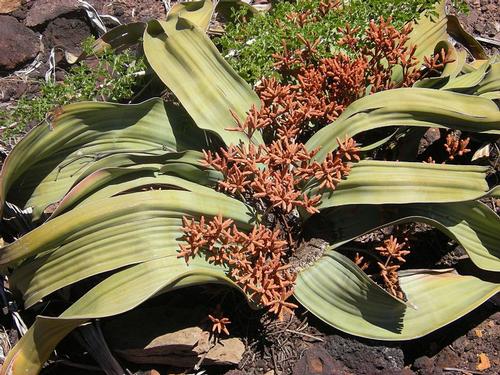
0 15 39 71
103 305 244 368
0 0 21 14
42 17 92 56
25 0 79 27
293 347 344 375
198 331 245 365
0 80 29 102
434 346 461 369
412 356 435 373
116 327 244 367
423 127 441 144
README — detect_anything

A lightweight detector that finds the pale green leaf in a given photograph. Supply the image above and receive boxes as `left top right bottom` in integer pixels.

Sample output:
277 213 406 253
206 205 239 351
294 250 499 340
0 99 205 220
1 257 239 375
143 18 263 146
2 190 253 308
168 0 214 31
442 60 490 92
475 63 500 95
306 88 500 161
312 199 500 271
446 15 487 60
312 160 489 209
91 22 146 54
49 154 219 217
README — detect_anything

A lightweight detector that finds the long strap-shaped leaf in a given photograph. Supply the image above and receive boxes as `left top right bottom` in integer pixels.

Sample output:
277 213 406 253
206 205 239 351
391 0 448 84
294 250 499 340
412 41 467 90
407 1 448 64
91 22 147 54
0 99 205 220
167 0 256 32
475 63 500 95
446 15 487 60
312 199 500 272
63 150 208 187
441 59 490 92
4 234 497 373
91 0 219 54
4 189 252 308
394 1 486 82
0 190 251 266
306 88 500 161
1 257 240 375
143 17 263 146
11 224 181 308
50 165 220 217
312 160 489 209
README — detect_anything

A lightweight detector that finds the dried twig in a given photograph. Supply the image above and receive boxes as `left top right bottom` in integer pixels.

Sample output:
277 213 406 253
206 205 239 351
285 329 324 342
271 346 280 375
442 367 484 375
475 36 500 47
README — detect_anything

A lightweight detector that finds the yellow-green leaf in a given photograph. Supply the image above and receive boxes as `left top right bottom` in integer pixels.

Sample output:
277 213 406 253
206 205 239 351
143 18 262 146
294 250 499 340
2 190 253 308
313 160 489 209
306 88 500 161
0 99 205 220
1 257 239 375
312 199 500 272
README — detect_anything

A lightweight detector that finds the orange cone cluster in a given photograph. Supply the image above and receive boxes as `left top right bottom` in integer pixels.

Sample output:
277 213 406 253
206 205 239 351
375 235 411 299
255 17 423 141
203 136 359 215
424 131 471 164
444 132 471 161
178 17 439 319
179 214 297 321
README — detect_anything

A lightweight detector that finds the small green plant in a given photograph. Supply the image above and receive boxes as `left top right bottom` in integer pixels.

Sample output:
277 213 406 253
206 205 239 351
216 0 468 83
0 36 146 143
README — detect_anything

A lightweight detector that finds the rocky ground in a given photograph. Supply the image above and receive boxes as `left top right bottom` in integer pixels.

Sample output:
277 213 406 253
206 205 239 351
0 1 499 375
0 0 167 105
27 285 499 375
452 0 500 56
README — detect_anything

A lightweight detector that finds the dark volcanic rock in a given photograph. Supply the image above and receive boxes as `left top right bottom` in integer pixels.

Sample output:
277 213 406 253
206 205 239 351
293 346 346 375
454 0 500 56
0 15 39 71
43 16 93 56
0 79 40 102
293 340 412 375
325 335 406 374
412 356 435 374
25 0 79 27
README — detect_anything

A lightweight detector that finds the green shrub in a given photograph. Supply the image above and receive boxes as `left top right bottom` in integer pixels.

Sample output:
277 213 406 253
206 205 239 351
0 37 146 142
216 0 467 83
